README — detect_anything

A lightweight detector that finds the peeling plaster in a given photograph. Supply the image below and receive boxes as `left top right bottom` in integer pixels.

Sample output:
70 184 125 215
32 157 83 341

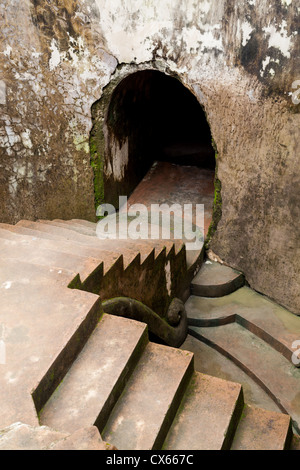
49 39 61 71
241 21 253 47
105 137 129 182
20 130 33 149
0 81 6 105
263 21 297 59
3 45 12 57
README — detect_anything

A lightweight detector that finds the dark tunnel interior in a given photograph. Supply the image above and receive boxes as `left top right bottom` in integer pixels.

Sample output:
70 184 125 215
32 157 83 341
107 70 215 170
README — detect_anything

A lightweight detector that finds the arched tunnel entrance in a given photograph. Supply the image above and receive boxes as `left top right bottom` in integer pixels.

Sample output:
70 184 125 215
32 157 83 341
90 69 217 244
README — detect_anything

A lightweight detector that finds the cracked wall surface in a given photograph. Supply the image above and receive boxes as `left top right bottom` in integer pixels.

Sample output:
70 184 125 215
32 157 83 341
0 0 299 314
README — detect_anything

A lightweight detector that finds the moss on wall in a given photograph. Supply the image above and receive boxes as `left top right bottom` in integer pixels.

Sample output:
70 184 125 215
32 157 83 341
90 121 105 214
205 142 222 248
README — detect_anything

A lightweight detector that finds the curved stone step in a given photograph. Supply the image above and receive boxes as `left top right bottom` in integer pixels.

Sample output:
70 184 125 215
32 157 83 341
39 314 148 434
191 260 244 297
231 405 292 450
291 434 300 450
180 334 282 414
102 343 194 450
163 372 244 450
189 323 300 433
186 287 300 366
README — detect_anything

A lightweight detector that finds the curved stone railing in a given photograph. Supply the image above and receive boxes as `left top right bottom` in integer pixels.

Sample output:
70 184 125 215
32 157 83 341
102 297 188 348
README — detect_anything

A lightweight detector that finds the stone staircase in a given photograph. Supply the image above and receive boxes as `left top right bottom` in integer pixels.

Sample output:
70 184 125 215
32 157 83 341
185 259 300 440
0 217 191 429
0 219 299 450
0 218 193 316
38 313 293 450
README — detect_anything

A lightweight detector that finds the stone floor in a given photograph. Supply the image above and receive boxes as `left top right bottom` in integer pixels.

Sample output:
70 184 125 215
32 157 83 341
128 160 215 238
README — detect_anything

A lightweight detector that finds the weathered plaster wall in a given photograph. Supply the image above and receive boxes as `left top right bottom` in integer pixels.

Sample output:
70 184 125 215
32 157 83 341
0 0 299 313
0 0 117 222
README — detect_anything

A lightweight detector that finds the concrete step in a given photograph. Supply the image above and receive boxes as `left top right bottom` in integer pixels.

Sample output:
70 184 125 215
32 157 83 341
0 227 124 280
191 260 244 297
16 220 122 248
180 333 284 415
39 219 97 237
0 422 116 450
16 220 176 262
231 405 292 450
0 259 101 428
0 220 189 330
163 372 244 450
0 225 143 274
186 286 300 366
67 219 98 229
189 323 300 433
39 314 149 434
42 218 184 255
0 230 102 284
102 343 194 450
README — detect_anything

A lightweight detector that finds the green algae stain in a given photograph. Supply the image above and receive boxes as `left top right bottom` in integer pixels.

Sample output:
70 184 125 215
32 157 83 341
206 145 222 247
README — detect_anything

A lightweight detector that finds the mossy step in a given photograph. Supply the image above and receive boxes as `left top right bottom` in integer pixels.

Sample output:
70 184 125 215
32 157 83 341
231 405 292 450
191 260 244 297
102 343 194 450
189 323 300 433
186 286 300 366
39 314 148 434
163 372 243 450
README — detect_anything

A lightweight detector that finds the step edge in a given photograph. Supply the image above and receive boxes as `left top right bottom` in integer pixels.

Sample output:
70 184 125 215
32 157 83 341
187 326 300 433
230 404 293 450
38 317 149 434
38 220 96 237
101 345 195 450
95 326 150 434
162 371 244 451
221 386 245 450
32 297 102 416
153 354 195 450
191 273 245 298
